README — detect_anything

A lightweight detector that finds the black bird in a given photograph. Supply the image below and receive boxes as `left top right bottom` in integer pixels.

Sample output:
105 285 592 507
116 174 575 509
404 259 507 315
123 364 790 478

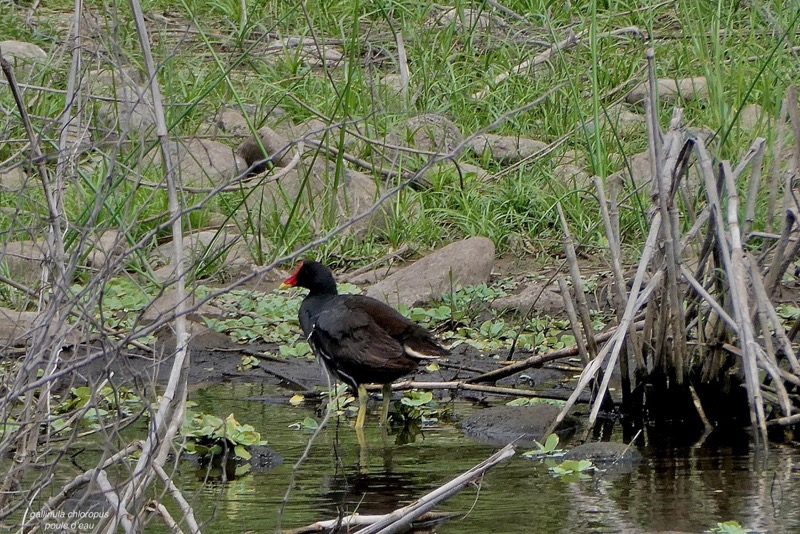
280 261 449 428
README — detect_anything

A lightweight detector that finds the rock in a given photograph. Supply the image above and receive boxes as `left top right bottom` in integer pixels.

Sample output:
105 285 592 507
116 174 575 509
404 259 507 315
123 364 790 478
155 321 234 353
2 240 45 287
552 163 590 189
87 230 126 270
626 76 708 105
142 288 224 326
461 405 579 447
424 161 491 183
153 229 244 270
365 237 494 307
739 103 764 130
237 126 294 173
563 441 642 469
467 133 547 164
239 160 384 238
389 113 463 156
264 37 344 68
436 7 505 32
0 40 47 62
278 118 359 151
215 108 255 137
610 149 703 193
490 281 564 315
91 67 157 133
178 138 245 188
0 307 41 347
0 167 29 192
585 104 646 137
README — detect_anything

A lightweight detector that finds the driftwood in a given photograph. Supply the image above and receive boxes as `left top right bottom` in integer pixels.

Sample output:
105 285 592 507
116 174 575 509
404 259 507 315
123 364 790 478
283 444 514 534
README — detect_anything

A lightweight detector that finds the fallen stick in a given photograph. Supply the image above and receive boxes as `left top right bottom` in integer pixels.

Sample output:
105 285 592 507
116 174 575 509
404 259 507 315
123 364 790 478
368 381 543 398
283 512 457 534
357 443 515 534
465 321 645 385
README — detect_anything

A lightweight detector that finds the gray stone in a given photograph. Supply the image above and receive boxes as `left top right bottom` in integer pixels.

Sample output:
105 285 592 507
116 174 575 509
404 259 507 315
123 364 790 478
552 163 590 189
154 229 244 269
0 307 40 347
239 160 384 238
171 138 245 189
490 281 564 315
461 404 578 447
142 288 224 326
585 104 646 137
626 76 708 105
87 230 126 270
264 37 344 68
436 7 505 32
0 167 29 192
739 103 765 130
0 40 47 62
467 133 546 164
391 113 463 155
365 237 494 307
90 67 157 133
2 240 46 287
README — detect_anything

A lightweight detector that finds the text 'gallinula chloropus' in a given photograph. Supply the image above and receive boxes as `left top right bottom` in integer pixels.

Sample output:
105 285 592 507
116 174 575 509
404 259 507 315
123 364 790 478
280 261 450 429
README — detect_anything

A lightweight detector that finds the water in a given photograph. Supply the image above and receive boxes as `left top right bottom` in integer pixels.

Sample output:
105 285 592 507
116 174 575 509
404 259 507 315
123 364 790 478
161 383 800 533
21 383 796 533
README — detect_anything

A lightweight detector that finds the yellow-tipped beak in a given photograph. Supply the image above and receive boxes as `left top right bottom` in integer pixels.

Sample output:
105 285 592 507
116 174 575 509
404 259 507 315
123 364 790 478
279 282 291 290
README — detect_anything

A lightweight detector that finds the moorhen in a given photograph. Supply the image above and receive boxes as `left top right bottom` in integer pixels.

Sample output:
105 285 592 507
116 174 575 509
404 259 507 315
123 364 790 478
280 261 449 429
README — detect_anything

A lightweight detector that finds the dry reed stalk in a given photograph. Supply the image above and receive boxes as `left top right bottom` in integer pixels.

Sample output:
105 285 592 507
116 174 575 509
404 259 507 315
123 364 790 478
559 276 591 366
721 160 769 444
594 176 640 399
654 110 689 382
741 138 767 237
556 203 598 358
767 91 790 231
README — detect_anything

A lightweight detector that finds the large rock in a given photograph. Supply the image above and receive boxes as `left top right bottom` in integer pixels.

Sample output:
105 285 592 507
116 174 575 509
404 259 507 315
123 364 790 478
239 160 384 238
152 228 245 272
172 138 246 189
491 281 565 315
0 167 29 192
0 307 41 347
467 133 547 164
365 237 494 307
0 40 47 62
461 404 579 447
2 240 46 287
626 76 708 105
383 114 464 167
91 68 157 133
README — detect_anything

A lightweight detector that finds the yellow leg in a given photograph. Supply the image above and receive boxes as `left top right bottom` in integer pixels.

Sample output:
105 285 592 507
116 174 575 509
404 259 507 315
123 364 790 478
379 383 392 427
355 384 368 429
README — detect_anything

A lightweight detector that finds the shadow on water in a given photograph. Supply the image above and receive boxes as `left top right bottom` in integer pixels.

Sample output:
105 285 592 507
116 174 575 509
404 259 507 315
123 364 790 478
46 382 800 533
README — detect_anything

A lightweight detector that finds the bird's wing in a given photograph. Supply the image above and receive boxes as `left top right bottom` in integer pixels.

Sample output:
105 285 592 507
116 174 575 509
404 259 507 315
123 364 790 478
343 295 450 358
311 304 412 374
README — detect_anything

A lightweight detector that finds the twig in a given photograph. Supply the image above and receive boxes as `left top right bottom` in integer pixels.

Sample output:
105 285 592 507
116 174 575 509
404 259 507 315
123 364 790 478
558 276 590 366
357 443 515 534
466 320 645 384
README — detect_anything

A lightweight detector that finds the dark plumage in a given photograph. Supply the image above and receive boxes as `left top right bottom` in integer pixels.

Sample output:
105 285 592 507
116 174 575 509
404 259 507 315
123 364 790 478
280 261 449 428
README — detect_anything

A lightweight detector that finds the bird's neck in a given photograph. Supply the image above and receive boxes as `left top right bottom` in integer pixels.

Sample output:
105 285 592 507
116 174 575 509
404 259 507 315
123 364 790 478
308 280 338 297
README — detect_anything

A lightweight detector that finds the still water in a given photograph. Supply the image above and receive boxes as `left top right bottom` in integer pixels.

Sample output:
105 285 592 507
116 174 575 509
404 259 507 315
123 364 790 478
165 383 799 533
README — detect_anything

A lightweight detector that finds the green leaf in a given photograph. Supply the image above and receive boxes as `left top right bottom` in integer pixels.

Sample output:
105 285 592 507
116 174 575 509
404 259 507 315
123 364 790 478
544 434 559 452
234 444 251 460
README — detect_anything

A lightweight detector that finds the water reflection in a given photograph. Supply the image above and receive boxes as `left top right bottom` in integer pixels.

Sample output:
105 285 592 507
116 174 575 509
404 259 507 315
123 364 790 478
175 384 800 533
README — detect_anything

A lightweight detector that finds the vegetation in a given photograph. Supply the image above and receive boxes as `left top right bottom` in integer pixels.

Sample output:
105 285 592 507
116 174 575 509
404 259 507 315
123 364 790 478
0 0 797 531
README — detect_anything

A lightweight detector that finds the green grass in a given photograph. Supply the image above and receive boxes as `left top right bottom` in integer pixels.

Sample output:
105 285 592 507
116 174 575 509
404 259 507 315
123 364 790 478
0 0 797 293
